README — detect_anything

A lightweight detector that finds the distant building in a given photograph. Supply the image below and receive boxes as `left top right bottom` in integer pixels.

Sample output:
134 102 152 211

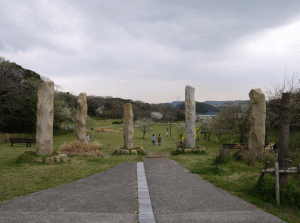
196 114 218 122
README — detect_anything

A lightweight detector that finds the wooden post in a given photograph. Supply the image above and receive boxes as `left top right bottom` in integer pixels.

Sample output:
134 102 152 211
258 161 270 181
275 162 280 205
278 92 291 189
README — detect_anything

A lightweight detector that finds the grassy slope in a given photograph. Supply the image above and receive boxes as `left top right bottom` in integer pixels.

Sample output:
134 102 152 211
0 119 299 222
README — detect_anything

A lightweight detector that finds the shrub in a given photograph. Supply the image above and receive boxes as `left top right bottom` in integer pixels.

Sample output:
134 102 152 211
16 151 38 164
112 121 123 124
214 148 231 164
257 150 278 167
60 141 103 157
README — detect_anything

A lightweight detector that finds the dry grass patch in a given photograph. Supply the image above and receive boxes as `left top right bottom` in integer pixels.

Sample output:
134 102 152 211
94 127 120 133
60 141 103 157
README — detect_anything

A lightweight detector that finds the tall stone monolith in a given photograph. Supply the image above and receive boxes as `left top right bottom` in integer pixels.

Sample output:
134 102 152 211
185 85 196 148
36 81 54 156
123 103 134 149
249 88 266 150
75 93 87 144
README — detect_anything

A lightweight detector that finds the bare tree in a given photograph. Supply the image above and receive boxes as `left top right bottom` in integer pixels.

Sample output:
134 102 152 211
217 103 250 143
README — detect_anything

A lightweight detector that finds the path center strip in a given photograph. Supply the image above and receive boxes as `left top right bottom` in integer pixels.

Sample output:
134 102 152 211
137 162 156 223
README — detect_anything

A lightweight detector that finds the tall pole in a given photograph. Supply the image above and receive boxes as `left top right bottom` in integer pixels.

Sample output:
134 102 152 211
278 92 291 189
170 115 172 139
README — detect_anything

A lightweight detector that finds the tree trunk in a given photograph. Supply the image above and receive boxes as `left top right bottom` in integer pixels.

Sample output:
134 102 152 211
279 93 291 189
207 133 211 141
239 133 244 143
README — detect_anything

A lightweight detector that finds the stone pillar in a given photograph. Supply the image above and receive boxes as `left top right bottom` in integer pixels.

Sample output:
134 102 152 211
123 103 134 149
75 93 87 144
185 85 196 148
248 88 266 150
36 81 54 156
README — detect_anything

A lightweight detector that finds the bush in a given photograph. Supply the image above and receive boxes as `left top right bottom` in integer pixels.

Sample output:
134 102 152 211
112 121 123 124
16 151 38 164
214 148 231 164
257 150 278 167
250 179 300 208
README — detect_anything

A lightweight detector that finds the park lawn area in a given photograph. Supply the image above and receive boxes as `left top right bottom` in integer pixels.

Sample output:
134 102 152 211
0 119 177 203
1 119 300 222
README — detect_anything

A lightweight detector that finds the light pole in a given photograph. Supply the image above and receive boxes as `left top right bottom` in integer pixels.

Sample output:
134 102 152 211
167 112 173 139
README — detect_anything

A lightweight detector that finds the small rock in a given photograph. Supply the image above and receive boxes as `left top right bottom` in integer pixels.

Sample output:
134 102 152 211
59 154 68 162
131 150 137 155
45 157 54 164
201 147 206 151
177 148 182 152
53 156 61 163
124 150 129 154
184 149 192 153
36 157 43 163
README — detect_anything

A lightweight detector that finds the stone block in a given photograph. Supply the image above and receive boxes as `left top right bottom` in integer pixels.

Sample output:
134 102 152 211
45 157 54 164
184 149 192 153
36 157 43 163
59 154 68 162
124 150 129 154
75 93 87 144
53 156 61 163
131 150 137 155
185 85 196 149
249 88 266 150
36 81 54 156
123 103 134 149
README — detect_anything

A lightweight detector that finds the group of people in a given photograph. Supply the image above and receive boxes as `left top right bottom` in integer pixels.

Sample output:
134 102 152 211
151 134 162 146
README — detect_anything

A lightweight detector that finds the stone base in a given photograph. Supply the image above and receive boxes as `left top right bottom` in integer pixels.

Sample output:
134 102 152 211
114 146 145 155
34 153 69 164
176 142 205 154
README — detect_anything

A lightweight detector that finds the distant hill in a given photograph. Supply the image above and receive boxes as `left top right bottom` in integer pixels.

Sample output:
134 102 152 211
175 102 220 115
204 100 250 109
160 101 184 108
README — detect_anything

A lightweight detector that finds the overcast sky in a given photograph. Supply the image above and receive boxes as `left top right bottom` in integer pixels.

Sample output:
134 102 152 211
1 0 300 103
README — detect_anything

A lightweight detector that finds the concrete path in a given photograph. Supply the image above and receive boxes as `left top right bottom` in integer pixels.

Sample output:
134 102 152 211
144 158 285 223
0 162 138 223
0 159 286 223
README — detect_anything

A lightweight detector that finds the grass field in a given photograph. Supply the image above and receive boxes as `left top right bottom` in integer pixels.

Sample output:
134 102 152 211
1 118 300 223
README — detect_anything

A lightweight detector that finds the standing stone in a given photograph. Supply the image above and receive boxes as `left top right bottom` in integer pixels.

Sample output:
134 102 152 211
123 103 134 149
249 88 266 150
36 81 54 156
185 85 196 148
75 93 87 144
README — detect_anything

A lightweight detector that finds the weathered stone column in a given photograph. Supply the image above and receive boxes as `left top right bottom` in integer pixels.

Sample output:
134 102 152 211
248 88 266 150
123 103 134 149
36 81 54 156
185 85 196 148
75 93 87 144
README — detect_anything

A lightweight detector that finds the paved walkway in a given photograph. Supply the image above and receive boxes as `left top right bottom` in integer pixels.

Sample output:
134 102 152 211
0 159 285 223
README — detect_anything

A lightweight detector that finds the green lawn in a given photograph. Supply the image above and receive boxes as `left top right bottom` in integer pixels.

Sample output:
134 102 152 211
1 119 300 223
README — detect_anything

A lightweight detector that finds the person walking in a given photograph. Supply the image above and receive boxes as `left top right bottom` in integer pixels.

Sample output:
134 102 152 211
166 131 168 137
152 134 155 146
158 134 162 146
86 134 90 143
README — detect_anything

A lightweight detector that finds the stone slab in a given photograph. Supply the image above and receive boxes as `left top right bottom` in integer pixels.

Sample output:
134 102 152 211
143 158 284 223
